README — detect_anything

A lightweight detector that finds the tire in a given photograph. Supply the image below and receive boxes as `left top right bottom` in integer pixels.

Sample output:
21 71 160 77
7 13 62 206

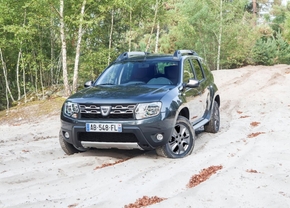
59 130 86 155
156 116 195 158
204 101 220 133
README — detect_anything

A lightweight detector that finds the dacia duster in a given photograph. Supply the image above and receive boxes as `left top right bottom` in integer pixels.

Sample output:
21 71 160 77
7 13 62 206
59 50 220 158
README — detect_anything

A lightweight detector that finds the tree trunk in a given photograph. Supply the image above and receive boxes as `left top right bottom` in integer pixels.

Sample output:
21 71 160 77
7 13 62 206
253 0 256 26
0 48 15 104
145 0 159 52
37 24 45 98
50 18 55 86
35 63 38 94
16 50 21 100
1 49 10 112
72 0 86 93
5 83 9 112
129 9 132 52
21 53 27 103
16 8 27 100
56 52 62 85
155 21 160 53
40 62 44 99
217 0 222 71
60 0 71 96
108 9 114 66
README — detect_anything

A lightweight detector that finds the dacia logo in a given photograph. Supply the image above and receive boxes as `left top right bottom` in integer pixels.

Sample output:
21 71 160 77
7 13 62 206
100 106 111 116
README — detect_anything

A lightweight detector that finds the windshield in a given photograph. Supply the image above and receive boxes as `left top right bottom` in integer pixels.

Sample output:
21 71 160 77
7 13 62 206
95 61 180 86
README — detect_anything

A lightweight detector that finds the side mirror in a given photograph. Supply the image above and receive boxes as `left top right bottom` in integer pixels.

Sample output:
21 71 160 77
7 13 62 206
84 80 94 88
186 79 199 88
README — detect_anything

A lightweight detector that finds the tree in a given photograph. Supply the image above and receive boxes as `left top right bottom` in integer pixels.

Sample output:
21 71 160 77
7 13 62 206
145 0 160 52
72 0 86 93
177 0 259 70
0 48 15 110
59 0 71 96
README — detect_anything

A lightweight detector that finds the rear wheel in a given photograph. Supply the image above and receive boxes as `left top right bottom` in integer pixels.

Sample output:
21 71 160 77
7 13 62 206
156 116 195 158
204 101 220 133
59 130 87 155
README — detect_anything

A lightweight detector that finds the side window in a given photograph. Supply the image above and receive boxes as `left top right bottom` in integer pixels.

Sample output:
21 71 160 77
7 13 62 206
183 59 194 83
192 59 204 81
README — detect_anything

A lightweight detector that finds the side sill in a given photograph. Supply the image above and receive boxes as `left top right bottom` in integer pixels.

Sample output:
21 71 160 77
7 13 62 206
193 119 209 130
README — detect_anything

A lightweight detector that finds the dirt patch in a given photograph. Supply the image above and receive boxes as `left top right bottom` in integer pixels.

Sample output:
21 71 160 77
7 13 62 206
187 165 223 188
247 132 265 138
68 203 78 208
246 169 259 173
250 122 260 127
240 115 250 119
124 196 166 208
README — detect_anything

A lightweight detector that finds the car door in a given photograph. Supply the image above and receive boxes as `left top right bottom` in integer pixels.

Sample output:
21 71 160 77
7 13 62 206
182 58 204 124
191 58 209 121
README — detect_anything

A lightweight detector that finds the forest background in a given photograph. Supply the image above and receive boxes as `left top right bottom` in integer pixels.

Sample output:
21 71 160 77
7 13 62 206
1 0 290 111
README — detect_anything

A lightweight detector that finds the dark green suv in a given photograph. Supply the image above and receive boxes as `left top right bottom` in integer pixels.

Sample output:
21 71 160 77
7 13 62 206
59 50 220 158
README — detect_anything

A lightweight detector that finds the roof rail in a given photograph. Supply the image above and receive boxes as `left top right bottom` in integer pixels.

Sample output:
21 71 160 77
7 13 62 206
173 50 198 58
115 51 149 62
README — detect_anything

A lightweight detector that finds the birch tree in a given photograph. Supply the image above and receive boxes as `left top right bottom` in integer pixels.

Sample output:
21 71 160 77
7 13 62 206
0 48 15 104
72 0 86 93
155 21 160 53
60 0 71 96
108 9 114 65
217 0 223 70
145 0 159 52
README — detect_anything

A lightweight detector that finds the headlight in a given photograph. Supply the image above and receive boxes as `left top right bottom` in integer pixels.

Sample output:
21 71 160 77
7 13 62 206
135 102 162 119
64 102 79 118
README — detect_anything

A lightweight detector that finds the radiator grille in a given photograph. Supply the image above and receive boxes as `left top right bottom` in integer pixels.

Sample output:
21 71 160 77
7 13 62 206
79 104 136 119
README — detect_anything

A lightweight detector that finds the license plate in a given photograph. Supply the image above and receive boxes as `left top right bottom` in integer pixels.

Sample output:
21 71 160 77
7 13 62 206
86 123 122 132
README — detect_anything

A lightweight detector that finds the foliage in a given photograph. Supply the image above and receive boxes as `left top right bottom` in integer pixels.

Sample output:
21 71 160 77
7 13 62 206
220 1 260 68
284 10 290 43
252 32 290 65
1 0 290 111
252 37 277 65
176 0 259 70
270 5 287 34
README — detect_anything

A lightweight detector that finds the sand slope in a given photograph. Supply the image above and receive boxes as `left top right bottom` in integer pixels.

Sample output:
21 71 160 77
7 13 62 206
0 65 290 208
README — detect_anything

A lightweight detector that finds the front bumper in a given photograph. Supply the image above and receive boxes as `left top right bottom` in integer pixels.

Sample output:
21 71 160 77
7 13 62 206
60 114 175 151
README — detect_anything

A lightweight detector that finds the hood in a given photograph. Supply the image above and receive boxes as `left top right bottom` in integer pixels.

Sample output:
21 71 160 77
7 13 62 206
67 85 173 104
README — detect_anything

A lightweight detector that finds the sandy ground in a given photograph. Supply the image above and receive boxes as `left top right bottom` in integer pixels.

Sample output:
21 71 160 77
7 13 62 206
0 65 290 208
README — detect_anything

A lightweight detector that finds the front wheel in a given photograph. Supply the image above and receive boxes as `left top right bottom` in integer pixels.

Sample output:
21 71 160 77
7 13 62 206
156 116 195 158
204 101 220 133
59 130 87 155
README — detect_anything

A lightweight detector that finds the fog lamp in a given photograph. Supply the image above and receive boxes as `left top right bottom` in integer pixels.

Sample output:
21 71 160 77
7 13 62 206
156 134 163 141
64 132 70 139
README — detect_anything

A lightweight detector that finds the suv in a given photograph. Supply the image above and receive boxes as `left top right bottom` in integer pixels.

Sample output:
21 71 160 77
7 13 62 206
59 50 220 158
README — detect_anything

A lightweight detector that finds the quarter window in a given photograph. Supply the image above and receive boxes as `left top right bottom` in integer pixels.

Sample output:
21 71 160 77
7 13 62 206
192 59 204 81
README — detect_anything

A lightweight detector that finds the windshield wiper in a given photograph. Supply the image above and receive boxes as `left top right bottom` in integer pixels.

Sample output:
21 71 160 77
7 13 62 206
99 83 115 85
124 81 146 85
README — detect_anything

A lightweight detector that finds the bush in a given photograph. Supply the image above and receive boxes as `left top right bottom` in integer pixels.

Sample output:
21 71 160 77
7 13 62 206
252 33 290 65
252 37 277 65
